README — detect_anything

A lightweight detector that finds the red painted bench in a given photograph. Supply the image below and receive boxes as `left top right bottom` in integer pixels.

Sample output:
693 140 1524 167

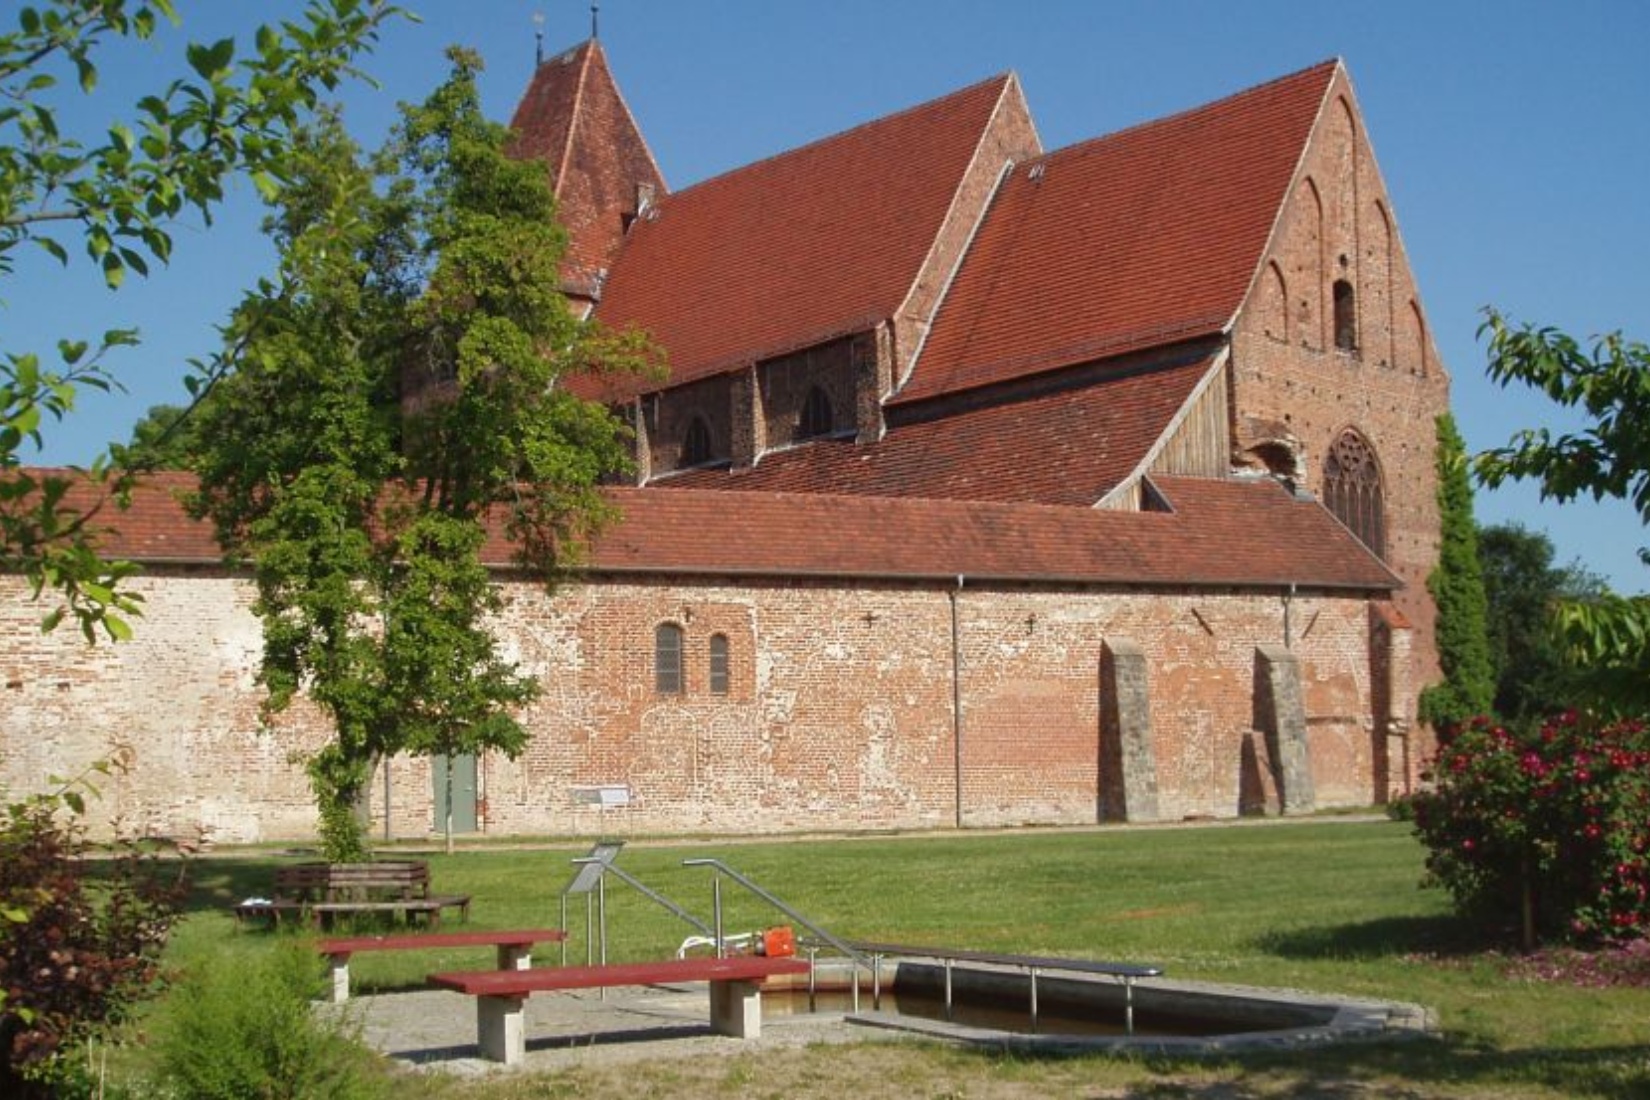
428 955 813 1064
317 929 567 1003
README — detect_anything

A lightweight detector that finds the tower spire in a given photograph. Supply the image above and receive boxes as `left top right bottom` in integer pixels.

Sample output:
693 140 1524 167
533 10 544 66
591 3 599 39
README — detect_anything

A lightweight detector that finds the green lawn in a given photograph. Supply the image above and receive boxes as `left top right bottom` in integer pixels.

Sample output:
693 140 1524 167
158 820 1650 1098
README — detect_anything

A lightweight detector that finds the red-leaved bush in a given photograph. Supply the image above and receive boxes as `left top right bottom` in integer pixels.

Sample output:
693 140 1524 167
1409 713 1650 948
0 785 187 1098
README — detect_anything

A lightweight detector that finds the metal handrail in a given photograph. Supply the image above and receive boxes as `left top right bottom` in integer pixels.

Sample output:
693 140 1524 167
682 858 872 1010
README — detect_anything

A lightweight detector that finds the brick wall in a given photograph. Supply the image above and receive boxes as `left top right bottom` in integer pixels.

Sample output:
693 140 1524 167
2 568 1393 843
1229 69 1449 785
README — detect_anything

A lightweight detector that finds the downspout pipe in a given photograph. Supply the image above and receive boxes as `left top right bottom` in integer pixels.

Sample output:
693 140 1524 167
950 574 965 829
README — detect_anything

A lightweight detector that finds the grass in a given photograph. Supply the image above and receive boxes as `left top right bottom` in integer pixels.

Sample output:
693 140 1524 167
139 819 1650 1098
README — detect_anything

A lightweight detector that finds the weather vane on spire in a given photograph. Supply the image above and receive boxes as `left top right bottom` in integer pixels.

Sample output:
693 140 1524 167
591 3 600 39
533 10 545 66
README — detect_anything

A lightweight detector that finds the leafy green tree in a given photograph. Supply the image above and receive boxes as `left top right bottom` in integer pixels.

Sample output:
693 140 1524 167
1 0 394 1082
1420 412 1495 731
1478 522 1609 724
0 0 398 640
190 50 654 858
1476 310 1650 716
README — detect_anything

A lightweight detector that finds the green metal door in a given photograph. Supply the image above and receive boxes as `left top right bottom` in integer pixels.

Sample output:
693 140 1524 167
432 753 478 834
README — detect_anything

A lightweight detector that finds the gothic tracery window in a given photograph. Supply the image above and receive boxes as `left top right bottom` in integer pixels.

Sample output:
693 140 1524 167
1323 429 1384 557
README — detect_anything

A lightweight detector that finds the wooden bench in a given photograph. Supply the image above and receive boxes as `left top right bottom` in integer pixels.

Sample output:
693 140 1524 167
316 928 568 1003
234 861 471 929
428 955 813 1065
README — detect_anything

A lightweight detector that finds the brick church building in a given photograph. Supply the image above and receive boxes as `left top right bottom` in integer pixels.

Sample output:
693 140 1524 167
2 40 1450 842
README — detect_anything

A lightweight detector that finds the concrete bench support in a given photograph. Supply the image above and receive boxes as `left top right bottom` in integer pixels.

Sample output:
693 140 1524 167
318 929 563 1003
430 955 811 1065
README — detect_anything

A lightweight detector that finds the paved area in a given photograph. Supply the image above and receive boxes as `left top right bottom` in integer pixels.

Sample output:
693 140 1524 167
333 982 890 1078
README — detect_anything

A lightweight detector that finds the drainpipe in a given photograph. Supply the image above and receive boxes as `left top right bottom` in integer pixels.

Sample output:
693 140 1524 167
950 575 965 829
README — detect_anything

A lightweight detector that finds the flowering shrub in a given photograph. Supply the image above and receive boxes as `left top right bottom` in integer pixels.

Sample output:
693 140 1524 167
1409 712 1650 947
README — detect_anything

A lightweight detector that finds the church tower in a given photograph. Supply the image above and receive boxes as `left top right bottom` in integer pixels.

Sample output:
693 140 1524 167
508 38 666 315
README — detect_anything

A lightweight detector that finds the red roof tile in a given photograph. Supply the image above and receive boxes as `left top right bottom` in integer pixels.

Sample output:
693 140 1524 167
37 469 1395 593
590 475 1396 590
899 61 1337 403
585 74 1018 396
508 40 666 298
659 353 1214 505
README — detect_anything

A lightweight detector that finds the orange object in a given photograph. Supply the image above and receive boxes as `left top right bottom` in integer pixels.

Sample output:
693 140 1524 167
760 925 796 958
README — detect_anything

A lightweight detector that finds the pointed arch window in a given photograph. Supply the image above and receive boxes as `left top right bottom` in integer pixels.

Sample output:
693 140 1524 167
1323 429 1384 557
799 386 833 440
655 623 684 694
1333 279 1357 352
682 416 711 466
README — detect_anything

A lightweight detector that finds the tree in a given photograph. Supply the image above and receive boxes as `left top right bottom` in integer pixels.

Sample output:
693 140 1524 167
1419 412 1495 731
1 0 398 640
1475 309 1650 717
189 50 654 859
0 2 396 1085
1478 522 1608 725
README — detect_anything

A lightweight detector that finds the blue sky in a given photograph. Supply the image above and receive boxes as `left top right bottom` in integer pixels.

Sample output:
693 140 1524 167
12 1 1649 592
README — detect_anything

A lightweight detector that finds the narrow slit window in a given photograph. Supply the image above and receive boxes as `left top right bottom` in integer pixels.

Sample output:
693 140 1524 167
655 623 684 694
709 634 729 695
799 386 833 439
682 417 712 466
1333 279 1357 351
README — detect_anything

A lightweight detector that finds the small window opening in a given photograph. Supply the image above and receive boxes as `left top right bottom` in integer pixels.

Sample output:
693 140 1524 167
708 634 729 696
1333 279 1357 351
682 416 711 466
655 623 684 694
799 386 834 440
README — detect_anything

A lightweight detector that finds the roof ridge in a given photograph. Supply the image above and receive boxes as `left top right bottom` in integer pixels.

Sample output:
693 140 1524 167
551 39 597 196
1035 58 1341 164
657 71 1014 202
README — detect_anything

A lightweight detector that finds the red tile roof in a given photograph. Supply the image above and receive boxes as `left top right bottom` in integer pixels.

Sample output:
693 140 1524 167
590 475 1396 590
584 74 1018 397
898 60 1337 403
38 469 1395 592
508 39 666 298
658 353 1215 505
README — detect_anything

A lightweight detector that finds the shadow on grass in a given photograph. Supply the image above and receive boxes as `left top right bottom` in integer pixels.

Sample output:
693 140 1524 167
947 1038 1650 1099
1253 915 1482 960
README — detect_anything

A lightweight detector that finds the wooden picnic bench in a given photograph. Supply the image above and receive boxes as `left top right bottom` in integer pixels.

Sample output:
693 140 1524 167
428 955 813 1065
316 928 568 1003
234 860 471 929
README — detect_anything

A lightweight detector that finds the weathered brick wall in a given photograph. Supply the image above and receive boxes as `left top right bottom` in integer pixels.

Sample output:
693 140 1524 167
758 338 856 447
2 568 1389 842
647 373 734 472
1230 69 1449 786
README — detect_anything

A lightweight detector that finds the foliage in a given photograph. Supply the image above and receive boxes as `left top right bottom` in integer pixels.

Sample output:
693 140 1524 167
1478 522 1608 725
1419 412 1495 730
1409 713 1650 949
0 0 398 639
186 50 654 858
150 937 381 1100
117 403 203 470
1475 309 1650 717
0 763 188 1098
